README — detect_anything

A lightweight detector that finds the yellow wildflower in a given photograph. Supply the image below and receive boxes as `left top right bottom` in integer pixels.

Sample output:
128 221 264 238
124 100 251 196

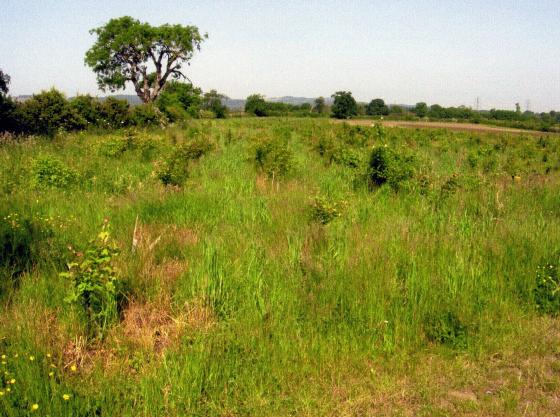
29 355 35 361
63 394 71 401
31 403 39 411
9 378 15 384
49 371 55 377
0 391 4 396
1 354 5 359
70 364 77 372
6 387 10 392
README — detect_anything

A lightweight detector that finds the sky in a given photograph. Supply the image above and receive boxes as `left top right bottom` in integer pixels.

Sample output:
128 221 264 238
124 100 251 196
1 0 559 112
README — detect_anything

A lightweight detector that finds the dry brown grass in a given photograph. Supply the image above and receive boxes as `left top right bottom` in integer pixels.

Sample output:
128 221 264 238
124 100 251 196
119 298 215 354
340 119 557 137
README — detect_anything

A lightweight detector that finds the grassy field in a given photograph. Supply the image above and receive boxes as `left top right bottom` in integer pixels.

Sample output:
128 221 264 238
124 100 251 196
1 118 560 416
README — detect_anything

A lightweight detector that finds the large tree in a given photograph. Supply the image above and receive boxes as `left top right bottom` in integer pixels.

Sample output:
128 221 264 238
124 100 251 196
85 16 206 103
331 91 357 119
366 98 389 116
0 69 10 95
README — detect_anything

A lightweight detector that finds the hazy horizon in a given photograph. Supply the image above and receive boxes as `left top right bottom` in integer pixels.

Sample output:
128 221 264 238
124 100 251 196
2 0 559 112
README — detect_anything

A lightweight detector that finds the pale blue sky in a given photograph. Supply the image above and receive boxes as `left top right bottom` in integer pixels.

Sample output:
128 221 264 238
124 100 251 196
1 0 559 111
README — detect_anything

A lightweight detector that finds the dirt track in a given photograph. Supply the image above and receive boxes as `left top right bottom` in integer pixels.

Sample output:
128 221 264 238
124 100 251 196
339 119 556 136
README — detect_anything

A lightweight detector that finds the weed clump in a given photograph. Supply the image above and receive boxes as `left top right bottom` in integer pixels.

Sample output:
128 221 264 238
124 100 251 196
31 156 78 188
156 137 212 186
368 145 416 190
254 138 293 178
534 253 560 315
62 222 124 340
0 212 52 293
424 310 468 348
309 196 345 225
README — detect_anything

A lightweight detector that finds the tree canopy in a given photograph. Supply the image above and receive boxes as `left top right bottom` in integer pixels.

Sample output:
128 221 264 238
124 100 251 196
331 91 357 119
0 70 10 95
245 94 268 117
85 16 206 103
366 98 389 116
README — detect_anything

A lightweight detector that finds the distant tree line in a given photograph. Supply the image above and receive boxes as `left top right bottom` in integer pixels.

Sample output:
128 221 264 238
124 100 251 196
0 72 228 136
244 90 560 132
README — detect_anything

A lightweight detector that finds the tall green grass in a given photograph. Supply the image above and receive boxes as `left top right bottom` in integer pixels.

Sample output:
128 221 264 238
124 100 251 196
1 119 559 416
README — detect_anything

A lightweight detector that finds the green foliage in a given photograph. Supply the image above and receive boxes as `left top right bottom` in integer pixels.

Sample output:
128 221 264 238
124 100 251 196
368 145 416 190
534 253 560 315
0 212 51 293
98 97 131 129
424 310 468 348
331 91 358 119
31 156 78 188
131 103 166 127
254 138 293 178
16 89 86 136
62 223 122 339
97 134 135 157
203 89 228 119
0 69 10 95
414 102 428 118
366 98 389 116
245 94 268 117
0 94 18 133
85 16 206 103
313 96 327 114
157 81 202 121
309 196 344 225
70 94 103 127
156 137 212 185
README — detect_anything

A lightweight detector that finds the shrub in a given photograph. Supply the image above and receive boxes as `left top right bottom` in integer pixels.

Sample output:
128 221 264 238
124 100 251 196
0 211 53 294
368 145 416 190
31 156 78 188
424 310 468 348
62 223 123 339
245 94 268 117
16 89 86 135
309 196 345 225
98 135 135 157
155 138 212 186
157 81 202 121
534 253 560 315
70 94 103 126
331 146 362 168
0 94 19 133
131 104 167 127
254 138 293 178
98 97 131 129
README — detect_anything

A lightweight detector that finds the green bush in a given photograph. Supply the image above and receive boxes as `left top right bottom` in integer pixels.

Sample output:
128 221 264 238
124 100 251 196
309 196 344 225
98 135 135 157
0 211 52 294
31 156 78 188
62 224 123 340
98 97 131 129
331 146 362 168
157 81 202 121
254 138 293 178
131 104 167 127
424 310 468 348
70 94 103 127
16 89 86 135
534 253 560 315
368 145 416 190
156 137 212 186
